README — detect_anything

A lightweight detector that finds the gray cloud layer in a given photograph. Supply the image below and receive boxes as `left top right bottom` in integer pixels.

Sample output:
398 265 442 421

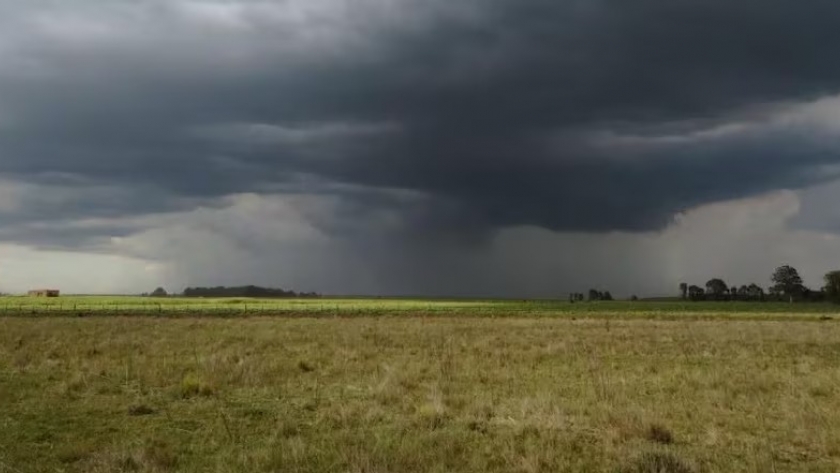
2 1 840 234
2 0 840 294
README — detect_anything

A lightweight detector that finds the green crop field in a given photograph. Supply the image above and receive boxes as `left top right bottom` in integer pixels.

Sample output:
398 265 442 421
2 302 840 472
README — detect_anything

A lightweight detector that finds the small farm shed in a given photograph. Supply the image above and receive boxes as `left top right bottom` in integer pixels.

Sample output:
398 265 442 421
28 289 60 297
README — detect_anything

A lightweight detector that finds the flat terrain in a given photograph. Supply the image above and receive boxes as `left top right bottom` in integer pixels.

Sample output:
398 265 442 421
1 296 838 318
1 303 840 472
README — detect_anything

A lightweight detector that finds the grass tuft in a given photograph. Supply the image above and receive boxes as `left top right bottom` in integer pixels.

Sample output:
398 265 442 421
56 444 96 465
646 424 675 445
127 404 156 416
297 360 316 373
618 452 695 473
118 455 141 472
143 439 178 470
179 374 214 399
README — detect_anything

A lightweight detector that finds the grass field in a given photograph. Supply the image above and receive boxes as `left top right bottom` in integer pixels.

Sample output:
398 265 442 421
1 296 839 318
2 302 840 472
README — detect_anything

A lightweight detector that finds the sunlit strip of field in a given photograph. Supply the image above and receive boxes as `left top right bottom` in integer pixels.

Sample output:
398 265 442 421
0 296 838 319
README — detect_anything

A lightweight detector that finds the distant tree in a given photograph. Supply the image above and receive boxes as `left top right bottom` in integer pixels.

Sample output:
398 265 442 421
801 287 824 302
630 295 639 301
588 289 602 302
150 287 168 298
679 283 688 300
737 285 749 299
603 291 614 301
730 286 738 301
758 286 767 301
746 283 764 301
688 285 705 301
771 265 805 302
824 271 840 303
705 279 729 300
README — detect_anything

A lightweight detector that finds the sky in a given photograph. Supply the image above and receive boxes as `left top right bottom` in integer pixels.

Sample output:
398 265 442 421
2 0 840 297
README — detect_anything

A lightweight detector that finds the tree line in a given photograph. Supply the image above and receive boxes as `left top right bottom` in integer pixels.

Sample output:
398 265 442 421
145 285 319 298
569 289 614 302
679 265 840 303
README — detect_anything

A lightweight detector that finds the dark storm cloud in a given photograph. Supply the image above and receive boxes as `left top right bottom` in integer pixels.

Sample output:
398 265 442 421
2 0 840 242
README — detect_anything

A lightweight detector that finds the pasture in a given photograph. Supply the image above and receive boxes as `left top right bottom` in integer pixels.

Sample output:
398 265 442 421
1 300 840 472
0 295 838 318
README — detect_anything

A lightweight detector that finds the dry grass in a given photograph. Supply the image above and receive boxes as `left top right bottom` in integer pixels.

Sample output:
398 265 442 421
1 315 840 472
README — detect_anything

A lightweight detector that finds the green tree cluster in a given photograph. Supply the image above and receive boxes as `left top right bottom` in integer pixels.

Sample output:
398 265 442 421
681 265 840 303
